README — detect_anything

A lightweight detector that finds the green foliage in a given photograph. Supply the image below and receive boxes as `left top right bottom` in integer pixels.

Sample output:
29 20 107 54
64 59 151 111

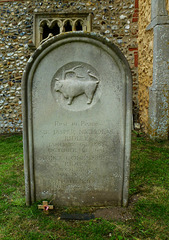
0 133 169 239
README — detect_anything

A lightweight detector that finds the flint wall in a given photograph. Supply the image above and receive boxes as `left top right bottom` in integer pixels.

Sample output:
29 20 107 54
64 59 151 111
0 0 138 133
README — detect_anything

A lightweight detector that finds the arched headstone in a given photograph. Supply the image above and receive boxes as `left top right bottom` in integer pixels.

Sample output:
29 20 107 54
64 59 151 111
22 33 132 207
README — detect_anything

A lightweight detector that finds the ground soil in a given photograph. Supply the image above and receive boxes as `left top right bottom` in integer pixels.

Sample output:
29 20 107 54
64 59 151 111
94 194 139 221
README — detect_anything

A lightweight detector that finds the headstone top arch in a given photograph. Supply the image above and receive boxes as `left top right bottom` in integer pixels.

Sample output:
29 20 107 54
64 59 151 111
22 32 132 207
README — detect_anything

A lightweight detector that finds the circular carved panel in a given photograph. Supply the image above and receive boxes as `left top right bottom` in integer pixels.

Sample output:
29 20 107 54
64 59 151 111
51 62 101 111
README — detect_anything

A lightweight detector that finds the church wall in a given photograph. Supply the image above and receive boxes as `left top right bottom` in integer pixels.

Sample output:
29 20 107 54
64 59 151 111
137 0 153 132
0 0 138 133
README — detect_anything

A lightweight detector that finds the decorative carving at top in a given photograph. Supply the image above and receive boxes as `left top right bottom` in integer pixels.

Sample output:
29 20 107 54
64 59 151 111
54 65 99 105
51 62 101 111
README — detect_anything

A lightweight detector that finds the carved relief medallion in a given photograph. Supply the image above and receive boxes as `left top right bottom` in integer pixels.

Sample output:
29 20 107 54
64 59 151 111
51 62 101 111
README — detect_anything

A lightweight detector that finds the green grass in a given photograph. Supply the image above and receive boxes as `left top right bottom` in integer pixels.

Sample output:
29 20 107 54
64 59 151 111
0 133 169 240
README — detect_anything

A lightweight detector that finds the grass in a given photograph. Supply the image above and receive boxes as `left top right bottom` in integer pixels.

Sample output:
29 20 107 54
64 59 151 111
0 133 169 240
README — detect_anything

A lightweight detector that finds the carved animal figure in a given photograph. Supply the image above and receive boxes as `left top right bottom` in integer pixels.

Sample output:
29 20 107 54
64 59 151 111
54 78 99 105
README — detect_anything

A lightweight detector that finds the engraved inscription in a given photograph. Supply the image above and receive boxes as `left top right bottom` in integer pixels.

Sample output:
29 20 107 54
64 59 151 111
51 62 101 111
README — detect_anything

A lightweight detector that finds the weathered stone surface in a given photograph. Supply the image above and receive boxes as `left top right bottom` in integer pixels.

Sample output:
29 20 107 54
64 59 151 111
146 0 169 139
22 33 132 207
149 24 169 139
151 0 168 20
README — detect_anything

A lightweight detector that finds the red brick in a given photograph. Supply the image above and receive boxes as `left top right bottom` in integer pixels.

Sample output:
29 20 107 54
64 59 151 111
133 12 139 18
135 0 139 9
132 18 138 22
129 48 138 51
134 52 138 67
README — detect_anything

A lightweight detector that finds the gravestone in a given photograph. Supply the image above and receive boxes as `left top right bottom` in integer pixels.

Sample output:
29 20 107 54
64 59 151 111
22 33 132 207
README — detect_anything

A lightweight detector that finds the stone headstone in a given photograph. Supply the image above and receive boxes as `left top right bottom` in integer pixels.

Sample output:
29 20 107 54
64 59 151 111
22 33 132 207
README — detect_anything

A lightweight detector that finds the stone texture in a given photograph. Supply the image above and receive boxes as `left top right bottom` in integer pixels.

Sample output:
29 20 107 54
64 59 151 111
151 0 168 20
138 0 169 137
138 0 153 132
22 33 132 207
0 0 138 133
149 24 169 139
143 0 169 139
